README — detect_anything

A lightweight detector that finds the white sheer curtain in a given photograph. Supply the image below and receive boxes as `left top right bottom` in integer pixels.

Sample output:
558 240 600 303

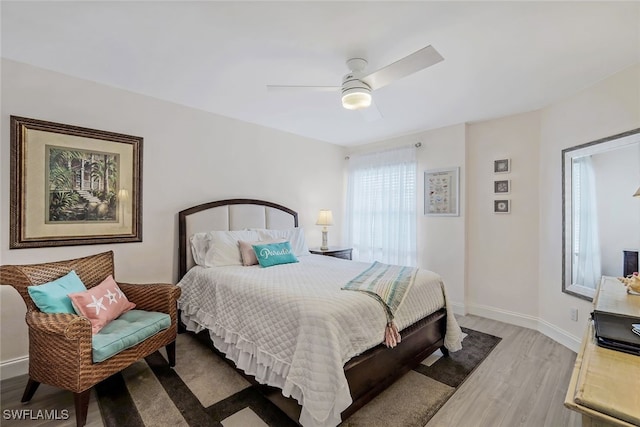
345 146 417 266
573 156 602 289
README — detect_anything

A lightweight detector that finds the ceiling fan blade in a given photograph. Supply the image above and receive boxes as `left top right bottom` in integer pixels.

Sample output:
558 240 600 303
361 45 444 91
359 101 383 122
266 85 341 92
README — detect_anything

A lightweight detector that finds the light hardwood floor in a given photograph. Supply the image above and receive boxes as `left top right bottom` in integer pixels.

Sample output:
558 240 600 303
0 377 104 427
1 315 581 427
427 314 582 427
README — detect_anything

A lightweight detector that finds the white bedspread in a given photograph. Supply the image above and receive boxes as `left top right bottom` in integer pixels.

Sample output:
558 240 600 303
177 255 462 427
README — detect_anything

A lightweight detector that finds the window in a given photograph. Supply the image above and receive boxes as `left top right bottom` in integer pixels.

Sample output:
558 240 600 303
345 146 417 266
572 161 581 260
572 156 601 291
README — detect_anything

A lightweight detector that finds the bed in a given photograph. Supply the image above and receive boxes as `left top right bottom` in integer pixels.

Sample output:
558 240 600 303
176 198 462 427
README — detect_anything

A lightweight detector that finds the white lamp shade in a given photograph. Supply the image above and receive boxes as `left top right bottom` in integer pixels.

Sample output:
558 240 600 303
118 188 129 201
316 209 334 226
634 186 640 197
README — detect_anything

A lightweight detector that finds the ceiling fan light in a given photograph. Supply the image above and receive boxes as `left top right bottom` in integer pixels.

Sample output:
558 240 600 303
342 89 372 110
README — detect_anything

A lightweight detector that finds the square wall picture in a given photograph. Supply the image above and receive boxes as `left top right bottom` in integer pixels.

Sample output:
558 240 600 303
494 158 511 174
494 199 510 214
494 179 511 194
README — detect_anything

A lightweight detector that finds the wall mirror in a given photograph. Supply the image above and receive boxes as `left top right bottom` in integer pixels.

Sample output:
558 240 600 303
562 128 640 300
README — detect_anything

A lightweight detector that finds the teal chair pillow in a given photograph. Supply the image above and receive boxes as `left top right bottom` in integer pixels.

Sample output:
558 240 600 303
252 241 299 268
27 270 87 314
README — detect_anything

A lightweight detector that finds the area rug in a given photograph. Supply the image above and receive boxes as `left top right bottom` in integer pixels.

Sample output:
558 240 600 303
95 327 500 427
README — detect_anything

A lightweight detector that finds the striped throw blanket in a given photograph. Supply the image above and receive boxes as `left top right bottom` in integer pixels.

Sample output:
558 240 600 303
342 261 418 348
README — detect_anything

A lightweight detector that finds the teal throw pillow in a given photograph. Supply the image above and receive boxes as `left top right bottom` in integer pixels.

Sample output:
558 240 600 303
27 270 87 314
252 241 299 268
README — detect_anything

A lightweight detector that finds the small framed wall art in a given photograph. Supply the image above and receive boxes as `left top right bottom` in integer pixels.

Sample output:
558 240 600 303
494 199 510 214
494 158 511 174
424 167 460 216
494 179 511 194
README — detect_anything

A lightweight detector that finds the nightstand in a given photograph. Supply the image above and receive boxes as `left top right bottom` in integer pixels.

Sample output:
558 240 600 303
309 247 353 260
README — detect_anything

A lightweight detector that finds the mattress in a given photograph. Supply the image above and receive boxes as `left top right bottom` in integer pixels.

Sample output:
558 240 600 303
178 254 462 427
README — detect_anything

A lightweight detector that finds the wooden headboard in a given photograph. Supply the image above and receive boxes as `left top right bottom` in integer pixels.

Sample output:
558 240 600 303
178 199 299 279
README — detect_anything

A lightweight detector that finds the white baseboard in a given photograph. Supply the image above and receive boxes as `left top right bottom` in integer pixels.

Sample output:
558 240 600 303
538 318 581 353
466 303 581 352
450 301 467 316
1 356 28 380
467 303 539 330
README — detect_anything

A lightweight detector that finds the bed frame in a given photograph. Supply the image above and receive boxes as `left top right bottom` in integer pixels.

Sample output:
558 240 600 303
178 198 448 424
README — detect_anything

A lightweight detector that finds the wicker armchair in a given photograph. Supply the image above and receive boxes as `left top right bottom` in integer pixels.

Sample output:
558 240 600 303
0 251 181 427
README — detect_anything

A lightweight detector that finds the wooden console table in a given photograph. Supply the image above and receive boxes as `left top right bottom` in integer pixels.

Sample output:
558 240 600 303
564 276 640 427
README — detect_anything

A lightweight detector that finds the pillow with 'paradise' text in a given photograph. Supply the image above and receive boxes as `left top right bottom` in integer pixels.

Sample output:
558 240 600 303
254 228 310 257
238 239 286 266
252 241 299 268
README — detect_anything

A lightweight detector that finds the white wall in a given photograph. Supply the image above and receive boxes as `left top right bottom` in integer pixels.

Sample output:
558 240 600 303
466 111 541 326
417 125 466 311
538 64 640 346
0 59 346 377
461 64 639 348
592 145 640 276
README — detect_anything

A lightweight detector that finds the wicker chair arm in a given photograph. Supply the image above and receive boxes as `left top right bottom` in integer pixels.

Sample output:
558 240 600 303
25 311 94 386
118 283 181 314
25 311 92 340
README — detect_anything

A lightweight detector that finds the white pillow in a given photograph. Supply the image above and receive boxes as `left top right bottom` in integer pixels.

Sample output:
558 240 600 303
191 230 260 267
209 230 260 266
254 228 310 257
190 232 210 266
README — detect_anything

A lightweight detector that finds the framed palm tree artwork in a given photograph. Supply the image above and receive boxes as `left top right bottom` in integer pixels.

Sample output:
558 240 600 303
9 116 142 248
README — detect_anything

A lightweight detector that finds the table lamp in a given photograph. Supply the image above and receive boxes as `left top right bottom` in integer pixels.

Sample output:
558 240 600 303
118 188 129 226
316 209 334 250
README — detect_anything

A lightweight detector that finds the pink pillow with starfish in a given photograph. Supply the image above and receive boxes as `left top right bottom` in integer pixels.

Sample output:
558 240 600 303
68 275 136 334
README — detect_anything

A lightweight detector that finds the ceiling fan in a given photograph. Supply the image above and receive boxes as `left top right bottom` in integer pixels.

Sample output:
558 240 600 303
266 45 444 118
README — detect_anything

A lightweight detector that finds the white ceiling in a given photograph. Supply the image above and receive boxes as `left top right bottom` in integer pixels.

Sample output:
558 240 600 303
2 1 639 146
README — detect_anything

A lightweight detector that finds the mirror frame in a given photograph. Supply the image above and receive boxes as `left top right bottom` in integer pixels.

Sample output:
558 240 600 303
562 127 640 301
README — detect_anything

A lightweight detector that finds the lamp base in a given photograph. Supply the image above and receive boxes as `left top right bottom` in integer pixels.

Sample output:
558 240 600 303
321 229 328 250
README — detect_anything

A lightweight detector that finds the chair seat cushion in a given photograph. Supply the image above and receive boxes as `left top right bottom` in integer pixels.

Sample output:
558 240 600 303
92 310 171 363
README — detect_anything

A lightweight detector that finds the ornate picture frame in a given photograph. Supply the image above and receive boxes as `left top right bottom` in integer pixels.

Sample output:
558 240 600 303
10 116 143 248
